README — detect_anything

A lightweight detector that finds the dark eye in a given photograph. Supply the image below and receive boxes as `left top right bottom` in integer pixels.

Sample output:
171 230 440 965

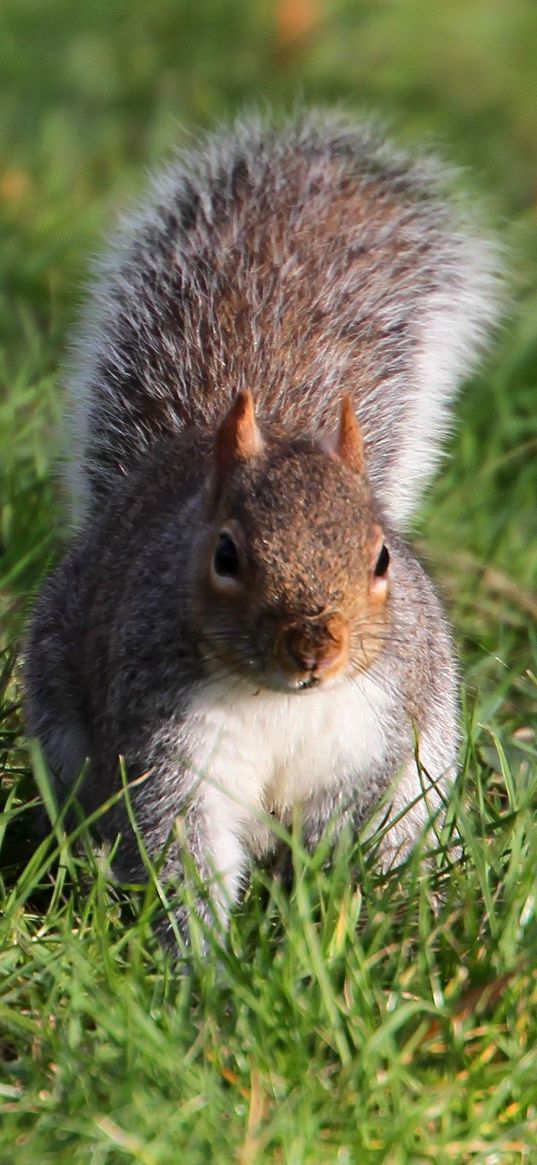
213 531 240 578
374 544 390 577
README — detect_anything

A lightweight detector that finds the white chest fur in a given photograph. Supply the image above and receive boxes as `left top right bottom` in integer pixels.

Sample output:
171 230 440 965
184 672 394 865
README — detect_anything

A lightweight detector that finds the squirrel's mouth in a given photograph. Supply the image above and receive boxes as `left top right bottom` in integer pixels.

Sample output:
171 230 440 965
295 674 321 691
256 662 347 695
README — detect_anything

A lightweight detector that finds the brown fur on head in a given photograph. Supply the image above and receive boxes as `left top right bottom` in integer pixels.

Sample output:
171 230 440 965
197 392 391 691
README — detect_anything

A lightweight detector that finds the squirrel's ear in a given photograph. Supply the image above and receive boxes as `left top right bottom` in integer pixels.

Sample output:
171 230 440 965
321 394 365 475
215 390 264 485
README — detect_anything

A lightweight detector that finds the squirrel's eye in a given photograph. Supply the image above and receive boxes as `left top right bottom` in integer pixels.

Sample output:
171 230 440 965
213 531 240 578
374 544 390 577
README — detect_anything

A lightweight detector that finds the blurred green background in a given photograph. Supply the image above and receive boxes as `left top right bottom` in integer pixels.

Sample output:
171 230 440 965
1 0 536 696
2 0 537 359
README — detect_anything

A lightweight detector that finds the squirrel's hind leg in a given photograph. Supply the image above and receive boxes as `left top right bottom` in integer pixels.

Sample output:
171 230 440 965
297 745 456 876
367 757 455 874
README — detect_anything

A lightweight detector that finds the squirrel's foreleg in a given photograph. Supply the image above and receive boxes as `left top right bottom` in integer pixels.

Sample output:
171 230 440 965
110 767 248 951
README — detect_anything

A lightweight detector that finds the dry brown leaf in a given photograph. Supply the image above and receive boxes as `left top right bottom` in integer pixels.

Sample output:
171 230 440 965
276 0 321 50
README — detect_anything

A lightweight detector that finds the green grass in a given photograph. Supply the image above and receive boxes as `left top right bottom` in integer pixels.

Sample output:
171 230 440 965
1 2 537 1162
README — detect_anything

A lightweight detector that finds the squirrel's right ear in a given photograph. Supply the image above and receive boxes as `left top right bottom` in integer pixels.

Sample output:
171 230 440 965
213 390 264 493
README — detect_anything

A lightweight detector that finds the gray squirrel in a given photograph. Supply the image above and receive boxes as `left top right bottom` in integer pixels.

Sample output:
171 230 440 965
25 111 500 946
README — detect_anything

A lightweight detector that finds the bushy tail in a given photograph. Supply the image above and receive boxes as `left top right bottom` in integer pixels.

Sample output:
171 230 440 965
63 110 503 528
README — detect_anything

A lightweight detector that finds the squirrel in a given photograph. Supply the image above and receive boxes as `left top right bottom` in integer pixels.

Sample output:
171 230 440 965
24 111 500 947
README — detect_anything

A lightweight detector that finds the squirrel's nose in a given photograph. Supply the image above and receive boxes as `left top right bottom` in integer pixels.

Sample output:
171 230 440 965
278 616 349 680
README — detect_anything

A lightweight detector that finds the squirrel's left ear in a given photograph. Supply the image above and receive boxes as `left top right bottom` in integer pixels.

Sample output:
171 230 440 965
321 394 365 475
